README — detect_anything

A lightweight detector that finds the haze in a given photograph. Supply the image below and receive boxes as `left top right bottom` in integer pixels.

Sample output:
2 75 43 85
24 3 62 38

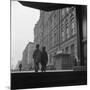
11 1 40 69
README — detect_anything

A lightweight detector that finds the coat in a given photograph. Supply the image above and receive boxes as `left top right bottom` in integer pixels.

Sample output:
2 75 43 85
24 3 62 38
33 49 41 64
41 51 48 66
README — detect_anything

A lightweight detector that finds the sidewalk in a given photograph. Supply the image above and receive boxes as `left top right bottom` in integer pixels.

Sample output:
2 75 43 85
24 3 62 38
11 69 74 73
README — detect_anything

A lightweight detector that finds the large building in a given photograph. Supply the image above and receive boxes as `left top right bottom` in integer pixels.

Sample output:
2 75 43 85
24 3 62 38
22 42 35 70
60 7 77 57
34 6 87 67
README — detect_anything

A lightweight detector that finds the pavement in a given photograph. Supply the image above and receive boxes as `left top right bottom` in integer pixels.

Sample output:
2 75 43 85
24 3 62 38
11 69 74 73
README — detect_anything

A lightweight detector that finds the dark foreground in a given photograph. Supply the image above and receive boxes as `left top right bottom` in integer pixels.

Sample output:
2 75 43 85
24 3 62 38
11 71 87 89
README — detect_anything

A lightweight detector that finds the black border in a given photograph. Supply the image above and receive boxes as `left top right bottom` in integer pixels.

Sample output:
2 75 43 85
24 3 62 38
11 1 87 90
11 71 87 89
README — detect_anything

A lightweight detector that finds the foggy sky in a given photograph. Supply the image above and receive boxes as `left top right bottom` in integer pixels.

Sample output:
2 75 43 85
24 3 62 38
11 1 40 69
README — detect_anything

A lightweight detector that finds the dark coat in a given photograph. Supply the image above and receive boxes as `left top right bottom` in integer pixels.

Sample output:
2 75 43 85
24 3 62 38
19 64 22 71
33 49 41 64
41 51 48 66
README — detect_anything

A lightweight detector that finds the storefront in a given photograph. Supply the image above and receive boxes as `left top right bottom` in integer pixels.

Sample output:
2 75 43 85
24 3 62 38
53 51 74 70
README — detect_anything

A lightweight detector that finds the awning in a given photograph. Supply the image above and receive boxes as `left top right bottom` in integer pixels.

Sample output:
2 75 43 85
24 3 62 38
18 1 83 11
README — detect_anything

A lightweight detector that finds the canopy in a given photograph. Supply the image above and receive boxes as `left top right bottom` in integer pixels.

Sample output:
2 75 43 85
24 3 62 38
18 1 83 11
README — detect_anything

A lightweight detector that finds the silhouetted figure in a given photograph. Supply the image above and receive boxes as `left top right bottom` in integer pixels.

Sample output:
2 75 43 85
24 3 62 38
73 56 78 66
71 55 78 66
19 63 22 71
33 44 41 72
41 47 48 72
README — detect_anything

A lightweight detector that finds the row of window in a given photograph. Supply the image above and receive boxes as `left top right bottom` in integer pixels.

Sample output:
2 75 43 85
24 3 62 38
62 44 76 56
44 11 58 31
43 20 76 51
42 29 58 51
61 9 76 42
61 7 75 19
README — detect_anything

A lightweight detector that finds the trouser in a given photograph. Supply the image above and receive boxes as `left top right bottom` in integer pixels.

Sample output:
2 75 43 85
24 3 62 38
19 67 22 71
35 62 39 72
41 64 46 72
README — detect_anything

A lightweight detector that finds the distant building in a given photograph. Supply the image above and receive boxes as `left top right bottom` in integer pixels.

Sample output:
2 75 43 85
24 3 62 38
27 42 35 69
22 42 35 70
15 60 22 71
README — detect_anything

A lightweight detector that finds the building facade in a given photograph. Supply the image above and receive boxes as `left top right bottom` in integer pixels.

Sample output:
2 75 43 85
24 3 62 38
60 7 78 58
22 42 35 70
34 6 79 66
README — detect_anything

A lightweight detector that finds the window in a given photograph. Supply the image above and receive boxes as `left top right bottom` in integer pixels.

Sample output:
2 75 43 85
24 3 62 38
62 31 65 41
54 31 57 47
71 22 76 35
61 20 65 42
50 32 52 49
49 17 52 26
66 28 70 38
52 32 54 47
70 9 76 36
54 14 56 25
65 47 69 54
66 18 70 39
71 44 75 56
62 49 64 53
49 54 52 63
66 8 69 13
62 8 65 18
